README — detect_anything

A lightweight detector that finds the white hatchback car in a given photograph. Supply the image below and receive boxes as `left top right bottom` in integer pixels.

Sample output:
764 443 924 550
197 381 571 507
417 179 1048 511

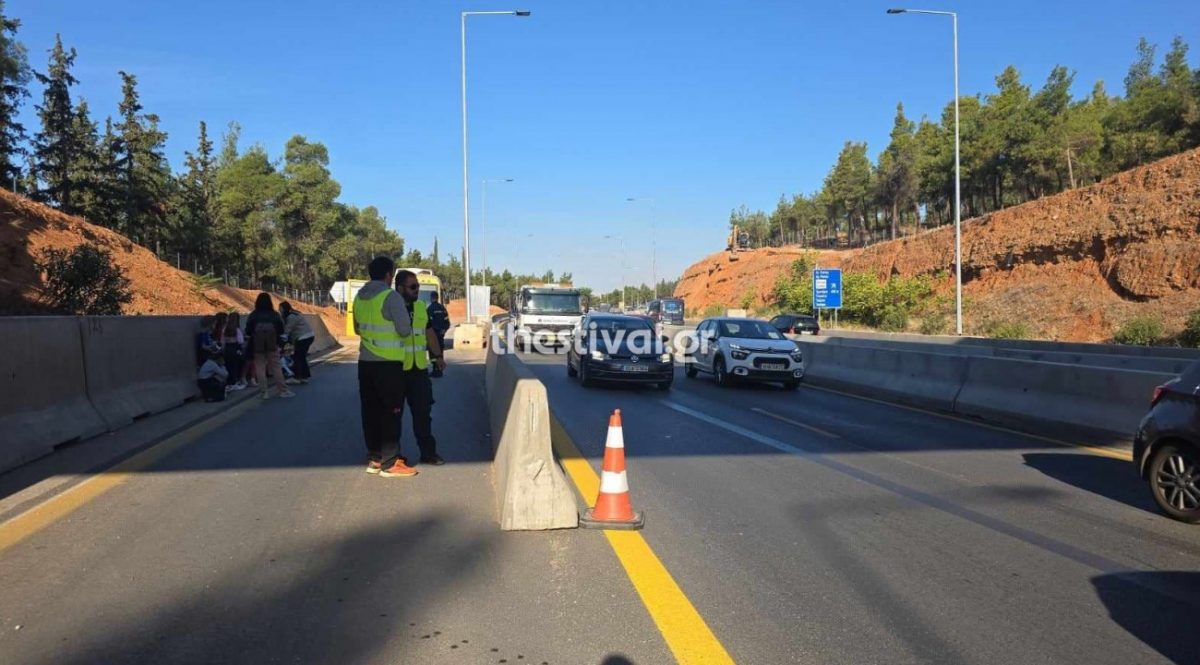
684 318 805 390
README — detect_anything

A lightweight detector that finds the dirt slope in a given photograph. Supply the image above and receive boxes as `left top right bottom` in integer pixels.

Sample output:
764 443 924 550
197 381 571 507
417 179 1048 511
674 246 854 317
675 147 1200 341
0 189 345 334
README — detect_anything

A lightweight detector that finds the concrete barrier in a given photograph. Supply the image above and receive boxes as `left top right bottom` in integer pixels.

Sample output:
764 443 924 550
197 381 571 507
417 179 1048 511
823 329 1200 361
0 317 108 472
79 316 200 430
799 341 968 411
301 313 339 353
455 323 486 350
484 342 578 530
954 357 1171 441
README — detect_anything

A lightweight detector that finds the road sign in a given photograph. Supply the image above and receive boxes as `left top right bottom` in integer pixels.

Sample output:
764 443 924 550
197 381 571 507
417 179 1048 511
329 281 349 304
812 268 843 309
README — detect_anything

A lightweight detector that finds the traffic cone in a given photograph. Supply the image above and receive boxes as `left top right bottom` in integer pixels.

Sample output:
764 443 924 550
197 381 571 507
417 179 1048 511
580 409 645 530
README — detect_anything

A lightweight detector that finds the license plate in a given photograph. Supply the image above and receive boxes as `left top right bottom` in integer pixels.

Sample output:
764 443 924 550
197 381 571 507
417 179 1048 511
761 363 785 370
622 365 649 372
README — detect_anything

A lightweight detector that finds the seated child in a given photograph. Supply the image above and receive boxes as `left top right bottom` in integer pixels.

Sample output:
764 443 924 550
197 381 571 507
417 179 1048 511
198 351 229 402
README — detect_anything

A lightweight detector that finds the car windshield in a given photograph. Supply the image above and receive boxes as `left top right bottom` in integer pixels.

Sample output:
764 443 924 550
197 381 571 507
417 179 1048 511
719 320 784 340
523 292 583 314
663 300 683 312
589 318 653 333
417 285 436 305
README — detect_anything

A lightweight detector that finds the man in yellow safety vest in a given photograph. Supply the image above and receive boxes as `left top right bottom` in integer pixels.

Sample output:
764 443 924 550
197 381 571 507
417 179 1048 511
393 269 446 466
354 256 419 478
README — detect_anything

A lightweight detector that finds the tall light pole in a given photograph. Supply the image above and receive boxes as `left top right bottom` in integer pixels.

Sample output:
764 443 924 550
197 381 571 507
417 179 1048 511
461 9 530 322
626 197 658 298
604 234 626 309
481 177 514 290
887 8 962 335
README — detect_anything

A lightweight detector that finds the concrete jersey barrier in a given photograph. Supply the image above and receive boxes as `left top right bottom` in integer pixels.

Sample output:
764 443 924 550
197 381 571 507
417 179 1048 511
484 343 578 530
0 317 108 471
823 329 1200 361
79 316 200 429
799 341 967 411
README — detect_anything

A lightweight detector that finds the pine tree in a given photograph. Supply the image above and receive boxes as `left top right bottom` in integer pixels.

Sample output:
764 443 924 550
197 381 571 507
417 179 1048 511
115 71 171 252
32 34 79 208
173 120 216 266
0 1 30 190
64 97 101 220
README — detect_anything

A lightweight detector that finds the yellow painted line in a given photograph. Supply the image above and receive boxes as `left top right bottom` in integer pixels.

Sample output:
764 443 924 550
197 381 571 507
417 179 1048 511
750 407 840 439
0 397 262 554
549 414 735 665
801 383 1134 462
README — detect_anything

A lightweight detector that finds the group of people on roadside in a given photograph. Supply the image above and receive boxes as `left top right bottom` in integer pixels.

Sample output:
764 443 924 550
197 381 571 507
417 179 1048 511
355 256 451 478
195 293 318 402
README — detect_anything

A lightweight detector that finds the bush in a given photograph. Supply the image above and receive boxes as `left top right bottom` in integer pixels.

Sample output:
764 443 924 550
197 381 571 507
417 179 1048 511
919 314 949 335
703 303 725 317
878 305 908 332
982 321 1031 340
1180 309 1200 349
37 244 133 315
1113 315 1164 346
739 291 756 310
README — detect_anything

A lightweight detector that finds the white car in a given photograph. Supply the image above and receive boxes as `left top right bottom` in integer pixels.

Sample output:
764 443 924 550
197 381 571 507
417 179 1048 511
684 317 804 390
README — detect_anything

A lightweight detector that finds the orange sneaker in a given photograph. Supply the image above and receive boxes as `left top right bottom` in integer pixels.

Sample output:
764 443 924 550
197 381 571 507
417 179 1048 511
380 460 418 478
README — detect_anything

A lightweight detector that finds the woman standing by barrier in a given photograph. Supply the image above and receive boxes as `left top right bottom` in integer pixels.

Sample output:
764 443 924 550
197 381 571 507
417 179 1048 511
244 293 294 400
223 312 247 390
279 302 315 384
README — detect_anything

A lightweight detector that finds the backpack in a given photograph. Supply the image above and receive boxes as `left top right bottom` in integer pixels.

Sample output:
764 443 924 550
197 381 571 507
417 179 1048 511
252 317 278 354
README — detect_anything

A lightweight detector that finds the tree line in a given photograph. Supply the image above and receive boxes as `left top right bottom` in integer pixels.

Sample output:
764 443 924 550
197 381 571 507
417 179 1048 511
731 36 1200 249
0 6 403 296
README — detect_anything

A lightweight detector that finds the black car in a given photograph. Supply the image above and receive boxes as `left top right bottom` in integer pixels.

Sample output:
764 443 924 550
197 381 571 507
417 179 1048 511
1134 361 1200 522
567 314 674 390
769 313 821 336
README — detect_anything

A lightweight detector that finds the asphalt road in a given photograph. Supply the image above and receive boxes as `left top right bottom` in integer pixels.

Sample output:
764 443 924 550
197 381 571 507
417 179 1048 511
522 350 1200 665
0 351 672 665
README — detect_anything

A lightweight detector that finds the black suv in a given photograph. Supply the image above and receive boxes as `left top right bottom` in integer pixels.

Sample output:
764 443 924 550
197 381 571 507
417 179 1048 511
769 313 820 336
1134 361 1200 523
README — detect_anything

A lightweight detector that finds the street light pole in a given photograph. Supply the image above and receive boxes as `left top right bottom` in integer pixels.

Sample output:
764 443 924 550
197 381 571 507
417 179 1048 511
481 177 514 290
626 197 658 298
461 9 530 322
605 234 626 309
887 8 962 335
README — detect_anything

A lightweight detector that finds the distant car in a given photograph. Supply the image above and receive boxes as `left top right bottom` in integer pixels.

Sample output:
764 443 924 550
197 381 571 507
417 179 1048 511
567 314 673 390
647 298 685 326
684 317 804 390
769 313 820 336
1134 361 1200 523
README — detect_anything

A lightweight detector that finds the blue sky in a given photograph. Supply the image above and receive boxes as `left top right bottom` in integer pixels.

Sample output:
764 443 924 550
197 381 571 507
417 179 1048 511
11 0 1200 292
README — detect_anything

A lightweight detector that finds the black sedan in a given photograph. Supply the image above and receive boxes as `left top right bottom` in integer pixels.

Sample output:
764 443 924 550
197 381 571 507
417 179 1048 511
1134 361 1200 522
567 315 673 390
769 313 821 336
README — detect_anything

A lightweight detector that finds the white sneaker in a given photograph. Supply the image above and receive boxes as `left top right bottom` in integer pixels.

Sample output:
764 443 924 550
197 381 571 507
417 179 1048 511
279 391 296 399
230 383 245 391
285 378 301 385
260 392 271 400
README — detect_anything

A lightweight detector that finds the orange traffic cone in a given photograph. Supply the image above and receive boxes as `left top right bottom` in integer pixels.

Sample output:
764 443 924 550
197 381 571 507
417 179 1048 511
580 409 645 530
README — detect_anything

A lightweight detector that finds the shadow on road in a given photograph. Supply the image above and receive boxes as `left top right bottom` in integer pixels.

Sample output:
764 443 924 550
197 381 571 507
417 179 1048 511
1021 452 1157 516
23 512 497 665
1092 571 1200 665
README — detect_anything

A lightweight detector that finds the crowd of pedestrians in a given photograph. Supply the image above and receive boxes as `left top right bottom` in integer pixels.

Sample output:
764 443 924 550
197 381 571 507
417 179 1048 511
195 294 319 402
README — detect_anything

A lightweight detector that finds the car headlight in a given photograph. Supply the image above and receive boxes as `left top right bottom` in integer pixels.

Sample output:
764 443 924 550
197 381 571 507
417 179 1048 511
791 350 804 362
659 352 672 363
590 350 607 361
730 349 749 360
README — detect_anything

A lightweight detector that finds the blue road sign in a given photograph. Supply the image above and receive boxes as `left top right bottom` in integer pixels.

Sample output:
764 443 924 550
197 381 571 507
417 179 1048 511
812 268 843 309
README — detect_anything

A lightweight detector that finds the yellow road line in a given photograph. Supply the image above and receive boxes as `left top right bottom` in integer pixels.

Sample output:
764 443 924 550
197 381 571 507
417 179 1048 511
801 383 1134 462
750 407 840 439
0 397 262 554
549 414 735 665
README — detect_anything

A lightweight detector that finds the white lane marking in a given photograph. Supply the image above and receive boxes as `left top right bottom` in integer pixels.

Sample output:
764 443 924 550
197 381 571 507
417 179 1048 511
750 407 840 439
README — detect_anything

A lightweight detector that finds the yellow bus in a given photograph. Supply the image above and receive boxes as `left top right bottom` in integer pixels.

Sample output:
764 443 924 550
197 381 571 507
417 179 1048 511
399 267 442 306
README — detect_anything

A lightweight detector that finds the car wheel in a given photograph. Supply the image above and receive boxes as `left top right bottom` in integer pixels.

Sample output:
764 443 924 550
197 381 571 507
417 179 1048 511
713 356 729 387
783 380 800 390
684 360 698 378
579 360 593 387
1149 442 1200 523
566 354 578 377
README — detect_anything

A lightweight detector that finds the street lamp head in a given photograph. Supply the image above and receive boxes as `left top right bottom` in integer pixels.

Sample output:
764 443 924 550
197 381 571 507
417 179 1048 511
886 8 907 13
514 10 531 16
504 178 514 182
